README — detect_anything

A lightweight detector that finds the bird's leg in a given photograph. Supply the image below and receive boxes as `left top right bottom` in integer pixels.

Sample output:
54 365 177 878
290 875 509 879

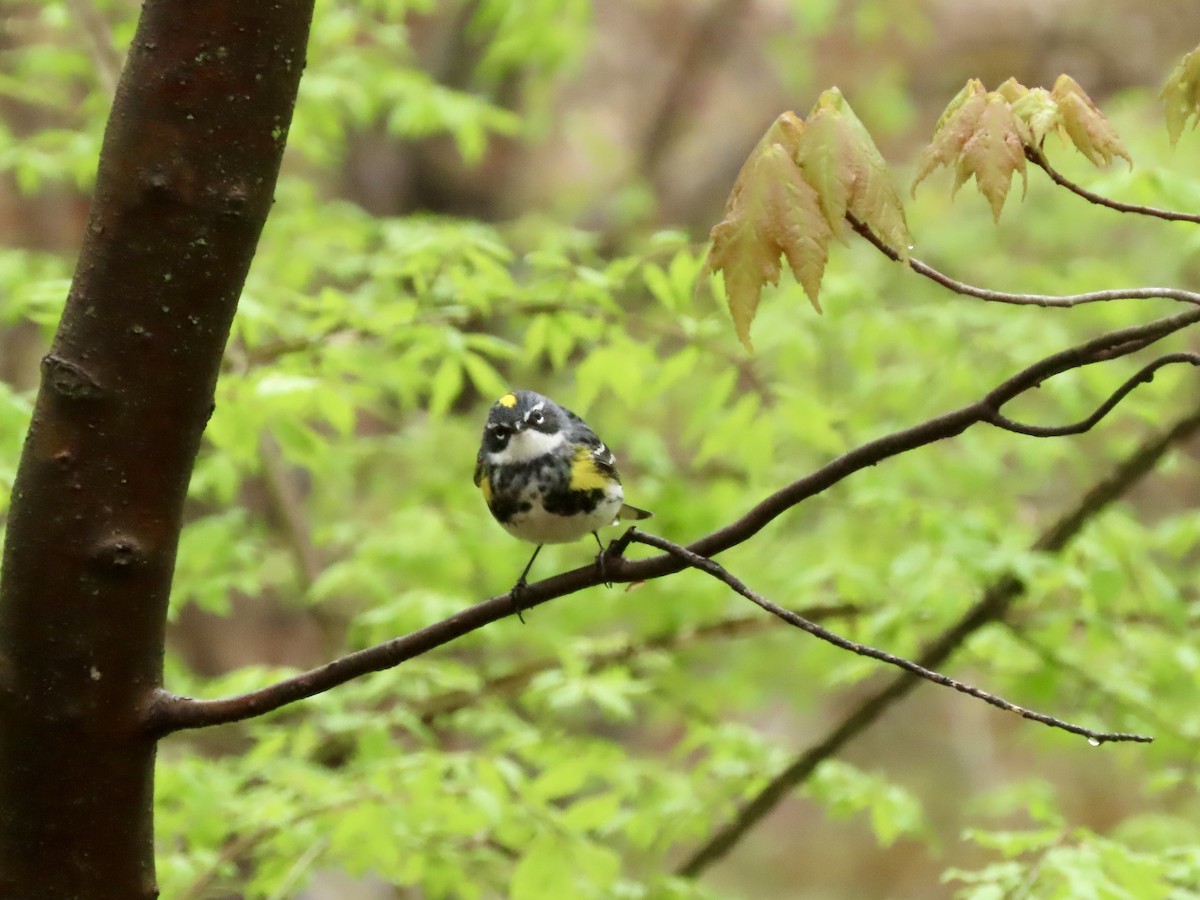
593 532 612 587
510 544 543 623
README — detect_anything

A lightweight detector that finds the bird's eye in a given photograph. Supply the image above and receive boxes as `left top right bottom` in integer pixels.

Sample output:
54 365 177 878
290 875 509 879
492 424 510 439
528 410 545 427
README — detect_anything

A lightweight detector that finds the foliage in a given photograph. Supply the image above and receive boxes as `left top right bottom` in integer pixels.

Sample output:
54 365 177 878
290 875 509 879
1160 45 1200 145
2 2 1200 898
703 90 911 349
912 74 1131 213
710 71 1140 350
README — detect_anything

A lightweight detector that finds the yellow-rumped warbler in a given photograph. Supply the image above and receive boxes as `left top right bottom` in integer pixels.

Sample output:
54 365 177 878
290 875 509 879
474 390 651 617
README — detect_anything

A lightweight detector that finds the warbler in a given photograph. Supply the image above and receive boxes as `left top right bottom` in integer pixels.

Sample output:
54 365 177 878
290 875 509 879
474 390 651 617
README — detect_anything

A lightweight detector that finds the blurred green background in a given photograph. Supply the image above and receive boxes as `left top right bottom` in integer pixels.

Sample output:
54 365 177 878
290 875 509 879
2 1 1200 897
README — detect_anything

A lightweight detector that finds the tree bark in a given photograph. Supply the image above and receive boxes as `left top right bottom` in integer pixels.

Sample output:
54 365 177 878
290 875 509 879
0 2 313 895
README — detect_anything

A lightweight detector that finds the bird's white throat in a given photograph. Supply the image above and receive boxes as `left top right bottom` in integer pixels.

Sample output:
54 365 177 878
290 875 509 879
490 429 566 464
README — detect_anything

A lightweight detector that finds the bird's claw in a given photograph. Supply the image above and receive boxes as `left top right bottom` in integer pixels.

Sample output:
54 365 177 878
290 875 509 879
510 578 529 624
594 547 613 588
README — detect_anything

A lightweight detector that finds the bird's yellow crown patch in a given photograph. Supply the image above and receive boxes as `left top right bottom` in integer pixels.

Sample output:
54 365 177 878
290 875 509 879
497 393 518 408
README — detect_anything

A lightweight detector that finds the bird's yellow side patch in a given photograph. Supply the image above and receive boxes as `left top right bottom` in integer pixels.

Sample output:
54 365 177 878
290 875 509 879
498 393 518 408
569 446 610 491
479 472 493 503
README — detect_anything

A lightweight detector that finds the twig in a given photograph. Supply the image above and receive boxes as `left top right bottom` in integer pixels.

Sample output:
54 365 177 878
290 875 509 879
178 795 363 900
628 530 1150 744
985 352 1200 437
65 0 123 96
1003 624 1188 742
675 403 1200 878
1027 146 1200 225
848 214 1200 308
258 432 323 590
145 308 1200 735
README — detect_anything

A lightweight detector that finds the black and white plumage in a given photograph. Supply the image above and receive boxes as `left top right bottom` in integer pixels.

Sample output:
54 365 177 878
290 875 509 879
474 390 651 611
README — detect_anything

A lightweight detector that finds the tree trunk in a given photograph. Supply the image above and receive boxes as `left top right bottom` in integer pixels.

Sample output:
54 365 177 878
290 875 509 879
0 3 313 895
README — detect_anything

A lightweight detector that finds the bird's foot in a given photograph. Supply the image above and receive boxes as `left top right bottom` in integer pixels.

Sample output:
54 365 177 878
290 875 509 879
510 578 529 624
593 532 613 588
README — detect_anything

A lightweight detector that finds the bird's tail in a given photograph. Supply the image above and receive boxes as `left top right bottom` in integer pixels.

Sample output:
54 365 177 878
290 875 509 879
618 503 652 521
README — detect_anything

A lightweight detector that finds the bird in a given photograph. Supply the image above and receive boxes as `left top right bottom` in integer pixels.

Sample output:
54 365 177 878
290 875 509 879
474 390 652 619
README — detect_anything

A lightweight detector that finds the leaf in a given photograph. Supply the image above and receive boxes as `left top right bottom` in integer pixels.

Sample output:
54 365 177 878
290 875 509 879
509 836 619 900
703 95 909 348
805 88 910 257
957 93 1029 221
427 355 463 416
1160 45 1200 145
562 791 623 832
1051 74 1131 168
461 350 507 399
1010 87 1060 146
510 837 576 900
913 79 987 195
794 104 852 238
994 77 1029 105
704 114 831 350
914 81 1029 221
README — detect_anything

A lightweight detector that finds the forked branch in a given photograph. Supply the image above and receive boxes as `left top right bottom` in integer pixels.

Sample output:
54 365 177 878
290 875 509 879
985 352 1200 436
146 306 1200 735
676 404 1200 878
626 530 1151 745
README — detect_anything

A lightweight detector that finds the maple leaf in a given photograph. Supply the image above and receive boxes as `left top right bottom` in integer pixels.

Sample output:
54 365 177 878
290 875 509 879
703 96 907 350
1051 75 1131 168
957 93 1029 221
794 104 852 240
995 77 1029 104
703 121 831 350
800 89 910 258
1010 87 1060 147
912 80 987 195
914 81 1028 221
1160 45 1200 146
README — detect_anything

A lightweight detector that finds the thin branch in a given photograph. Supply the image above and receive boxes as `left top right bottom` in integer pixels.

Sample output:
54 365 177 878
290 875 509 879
848 214 1200 308
675 403 1200 878
258 432 323 590
1003 624 1188 743
239 328 357 368
145 307 1200 735
1027 146 1200 225
257 431 348 657
178 795 366 900
65 0 123 96
628 530 1149 744
985 352 1200 436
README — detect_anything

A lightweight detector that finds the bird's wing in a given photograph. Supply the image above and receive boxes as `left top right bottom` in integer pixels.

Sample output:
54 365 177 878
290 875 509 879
590 440 619 481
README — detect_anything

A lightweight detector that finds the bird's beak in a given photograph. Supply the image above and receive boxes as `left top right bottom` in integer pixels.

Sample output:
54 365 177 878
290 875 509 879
512 419 527 434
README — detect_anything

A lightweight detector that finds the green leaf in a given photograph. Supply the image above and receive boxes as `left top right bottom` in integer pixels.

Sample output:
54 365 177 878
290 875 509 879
958 93 1029 221
914 80 1030 220
704 113 830 349
1051 74 1131 168
1161 44 1200 145
562 792 623 832
510 837 579 900
806 88 910 255
427 355 463 416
